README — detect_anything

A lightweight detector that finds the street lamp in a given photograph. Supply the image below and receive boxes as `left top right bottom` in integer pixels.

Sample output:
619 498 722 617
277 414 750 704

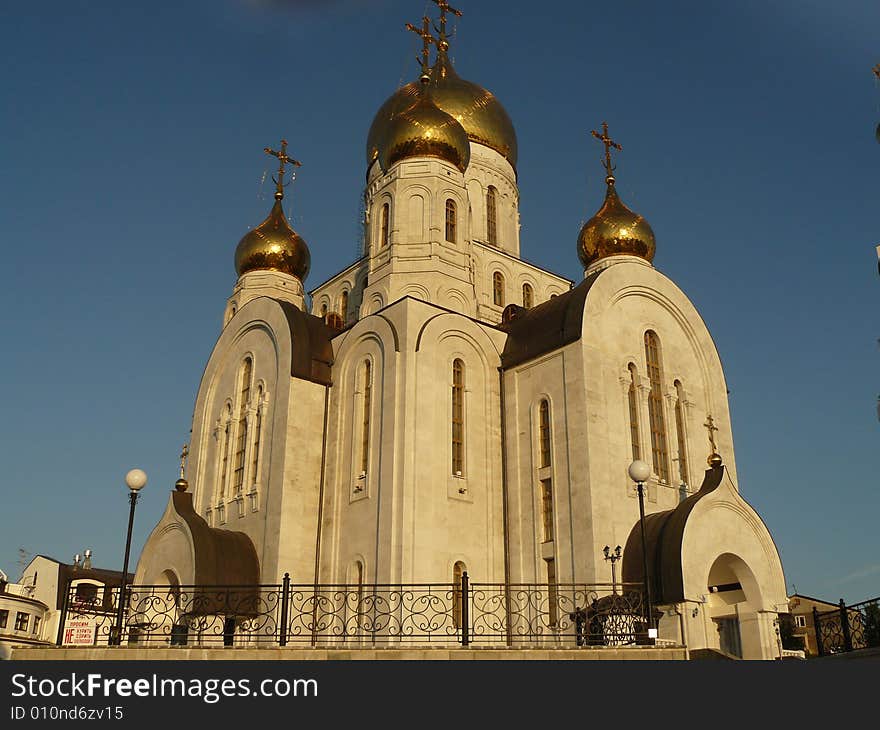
111 468 147 645
603 545 622 594
627 459 655 639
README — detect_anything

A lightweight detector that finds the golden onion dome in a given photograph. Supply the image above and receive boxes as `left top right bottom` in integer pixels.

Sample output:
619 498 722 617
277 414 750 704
577 176 656 269
367 47 517 170
377 82 470 173
235 197 310 281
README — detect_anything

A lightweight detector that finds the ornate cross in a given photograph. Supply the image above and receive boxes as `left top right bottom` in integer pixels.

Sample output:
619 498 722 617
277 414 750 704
591 121 622 178
703 415 719 455
264 139 302 200
432 0 462 45
406 16 436 77
179 443 189 479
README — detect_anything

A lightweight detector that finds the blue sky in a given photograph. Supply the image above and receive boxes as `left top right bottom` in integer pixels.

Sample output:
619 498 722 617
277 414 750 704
1 0 877 603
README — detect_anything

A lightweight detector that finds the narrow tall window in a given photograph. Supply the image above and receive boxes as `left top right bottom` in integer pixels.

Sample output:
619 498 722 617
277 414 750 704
546 559 558 627
628 364 641 461
486 186 498 244
452 359 464 475
232 358 252 494
674 380 689 487
452 561 466 629
320 303 328 319
540 479 554 542
218 404 232 499
644 331 670 482
350 560 364 633
251 385 263 488
360 360 372 475
380 202 389 247
539 399 551 468
445 199 457 243
522 283 534 309
340 291 349 325
493 271 505 307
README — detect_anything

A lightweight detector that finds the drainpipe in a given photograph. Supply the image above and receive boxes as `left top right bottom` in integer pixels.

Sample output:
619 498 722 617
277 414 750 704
498 367 512 647
310 384 331 646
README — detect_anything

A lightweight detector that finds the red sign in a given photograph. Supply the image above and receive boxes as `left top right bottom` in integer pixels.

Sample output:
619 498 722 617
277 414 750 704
62 618 96 646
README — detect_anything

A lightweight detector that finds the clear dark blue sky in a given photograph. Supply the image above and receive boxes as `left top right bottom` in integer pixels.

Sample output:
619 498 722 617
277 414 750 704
1 1 877 602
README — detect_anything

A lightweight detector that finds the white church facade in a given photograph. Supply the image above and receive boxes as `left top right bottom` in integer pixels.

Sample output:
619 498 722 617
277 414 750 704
134 6 788 659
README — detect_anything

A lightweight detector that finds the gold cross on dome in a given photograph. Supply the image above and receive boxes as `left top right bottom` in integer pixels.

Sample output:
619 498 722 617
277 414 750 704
703 415 719 454
432 0 462 45
179 443 189 479
591 121 622 179
406 16 436 76
264 139 302 200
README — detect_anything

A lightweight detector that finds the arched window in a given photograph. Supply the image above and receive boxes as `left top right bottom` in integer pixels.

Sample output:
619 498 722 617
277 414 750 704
232 358 252 495
493 271 505 307
540 479 554 542
251 385 263 492
218 403 232 501
340 291 349 325
320 303 328 319
380 202 389 247
539 399 551 468
445 199 457 243
360 360 372 476
452 359 464 476
674 380 689 488
522 283 534 309
486 186 498 244
644 331 670 482
628 364 641 461
452 561 466 629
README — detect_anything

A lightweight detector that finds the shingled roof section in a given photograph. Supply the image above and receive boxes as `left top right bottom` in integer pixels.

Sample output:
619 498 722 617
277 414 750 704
621 465 726 605
277 300 334 386
499 269 603 369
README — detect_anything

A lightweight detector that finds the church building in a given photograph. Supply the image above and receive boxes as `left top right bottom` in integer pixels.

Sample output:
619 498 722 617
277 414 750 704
134 3 788 659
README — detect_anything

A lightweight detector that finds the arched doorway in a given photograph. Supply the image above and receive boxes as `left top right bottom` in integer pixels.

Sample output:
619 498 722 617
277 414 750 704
705 553 763 659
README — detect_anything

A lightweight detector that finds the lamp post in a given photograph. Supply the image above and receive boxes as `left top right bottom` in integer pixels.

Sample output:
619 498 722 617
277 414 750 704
111 468 147 645
603 545 622 594
627 460 654 638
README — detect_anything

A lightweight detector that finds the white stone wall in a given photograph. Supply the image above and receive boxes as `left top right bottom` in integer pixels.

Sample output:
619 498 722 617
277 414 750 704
186 297 325 583
317 298 507 586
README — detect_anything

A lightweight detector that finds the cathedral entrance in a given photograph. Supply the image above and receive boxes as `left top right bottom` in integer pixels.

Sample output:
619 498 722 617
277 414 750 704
704 554 766 659
714 616 742 658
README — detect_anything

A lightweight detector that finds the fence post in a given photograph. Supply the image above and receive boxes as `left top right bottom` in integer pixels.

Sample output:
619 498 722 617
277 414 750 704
55 579 71 647
839 598 852 653
812 607 824 656
279 573 290 647
461 571 470 647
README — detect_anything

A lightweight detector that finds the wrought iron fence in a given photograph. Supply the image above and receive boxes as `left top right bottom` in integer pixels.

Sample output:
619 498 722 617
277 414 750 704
813 596 880 656
57 573 651 649
471 583 647 645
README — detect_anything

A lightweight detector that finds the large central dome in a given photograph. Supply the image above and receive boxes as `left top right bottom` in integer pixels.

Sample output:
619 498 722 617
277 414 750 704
367 47 517 171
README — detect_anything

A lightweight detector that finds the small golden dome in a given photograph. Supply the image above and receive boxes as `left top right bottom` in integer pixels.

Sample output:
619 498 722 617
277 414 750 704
577 177 656 269
367 47 517 170
235 198 310 281
378 85 470 173
708 452 723 468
